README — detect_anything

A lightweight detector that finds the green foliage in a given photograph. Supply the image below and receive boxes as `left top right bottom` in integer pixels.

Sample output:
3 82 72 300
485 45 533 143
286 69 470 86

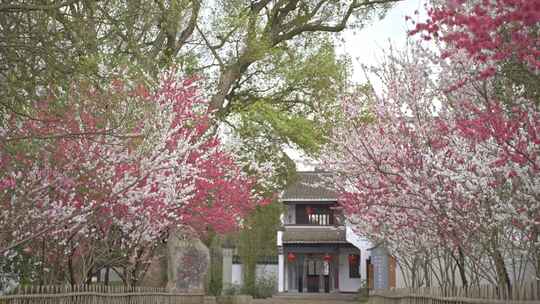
222 41 352 190
230 40 351 154
495 60 540 104
203 231 224 296
356 279 370 302
239 101 325 155
237 202 282 296
228 126 297 193
241 276 276 299
221 283 242 295
0 249 41 291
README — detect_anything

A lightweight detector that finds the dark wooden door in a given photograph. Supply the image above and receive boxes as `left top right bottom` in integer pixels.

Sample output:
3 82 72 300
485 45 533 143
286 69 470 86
367 258 373 289
324 275 330 293
306 258 320 292
298 262 303 292
388 255 397 288
307 275 319 292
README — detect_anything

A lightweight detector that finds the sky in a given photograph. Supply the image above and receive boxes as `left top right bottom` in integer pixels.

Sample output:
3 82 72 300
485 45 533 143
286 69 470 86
339 0 427 83
286 0 428 170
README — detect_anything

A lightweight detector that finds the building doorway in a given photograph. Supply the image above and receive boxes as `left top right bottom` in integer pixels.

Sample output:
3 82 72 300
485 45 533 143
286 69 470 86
306 258 320 292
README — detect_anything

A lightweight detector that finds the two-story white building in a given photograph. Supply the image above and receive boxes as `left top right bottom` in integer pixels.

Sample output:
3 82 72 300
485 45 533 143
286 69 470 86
276 171 397 293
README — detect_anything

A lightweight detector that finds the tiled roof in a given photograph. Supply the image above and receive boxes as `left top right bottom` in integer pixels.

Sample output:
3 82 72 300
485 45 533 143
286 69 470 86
280 171 337 201
282 227 347 244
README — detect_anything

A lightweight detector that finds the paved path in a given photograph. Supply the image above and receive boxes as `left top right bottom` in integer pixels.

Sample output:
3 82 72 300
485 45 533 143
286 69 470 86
252 293 362 304
253 299 360 304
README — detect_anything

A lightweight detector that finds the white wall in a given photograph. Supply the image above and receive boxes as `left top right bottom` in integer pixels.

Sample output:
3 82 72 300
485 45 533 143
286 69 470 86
345 227 372 282
338 252 362 292
278 254 284 292
231 264 278 286
232 264 243 285
257 264 278 281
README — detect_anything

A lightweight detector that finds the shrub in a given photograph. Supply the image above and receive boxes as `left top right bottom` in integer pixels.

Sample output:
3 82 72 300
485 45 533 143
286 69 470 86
357 279 369 303
222 283 241 295
244 276 276 299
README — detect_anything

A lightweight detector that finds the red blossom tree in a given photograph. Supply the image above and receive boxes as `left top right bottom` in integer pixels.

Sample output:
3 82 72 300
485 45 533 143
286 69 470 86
407 0 540 107
410 0 540 74
0 71 264 285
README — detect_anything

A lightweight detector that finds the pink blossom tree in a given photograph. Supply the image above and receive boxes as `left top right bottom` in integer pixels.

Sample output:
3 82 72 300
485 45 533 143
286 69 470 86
323 42 540 291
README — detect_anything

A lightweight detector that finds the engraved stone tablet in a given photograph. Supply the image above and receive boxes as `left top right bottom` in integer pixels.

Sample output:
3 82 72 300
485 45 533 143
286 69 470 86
167 232 209 293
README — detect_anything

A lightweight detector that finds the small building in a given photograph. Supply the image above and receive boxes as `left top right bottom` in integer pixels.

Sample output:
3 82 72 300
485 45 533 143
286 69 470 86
221 171 398 293
276 171 396 293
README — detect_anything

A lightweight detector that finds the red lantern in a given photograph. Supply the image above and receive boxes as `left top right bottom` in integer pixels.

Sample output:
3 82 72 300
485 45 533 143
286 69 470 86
287 252 296 262
323 254 332 262
348 254 357 264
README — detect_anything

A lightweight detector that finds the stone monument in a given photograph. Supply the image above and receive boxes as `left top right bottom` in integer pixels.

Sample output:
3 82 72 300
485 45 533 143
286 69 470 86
167 232 210 293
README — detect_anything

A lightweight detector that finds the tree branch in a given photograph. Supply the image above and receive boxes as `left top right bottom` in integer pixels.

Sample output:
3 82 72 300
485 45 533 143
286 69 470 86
0 0 81 12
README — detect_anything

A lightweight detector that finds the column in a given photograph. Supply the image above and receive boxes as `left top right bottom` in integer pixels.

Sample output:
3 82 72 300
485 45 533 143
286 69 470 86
222 247 233 289
278 246 285 292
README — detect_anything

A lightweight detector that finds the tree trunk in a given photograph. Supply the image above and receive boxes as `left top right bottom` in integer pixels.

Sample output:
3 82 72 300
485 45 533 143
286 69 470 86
40 237 45 285
209 51 257 114
243 257 257 294
105 266 110 285
424 255 431 288
491 243 511 298
210 65 242 112
86 267 93 285
68 250 76 286
411 256 418 288
208 236 223 296
532 227 540 299
451 246 468 289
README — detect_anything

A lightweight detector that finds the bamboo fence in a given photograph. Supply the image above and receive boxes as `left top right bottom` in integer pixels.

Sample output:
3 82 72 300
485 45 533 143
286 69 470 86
369 282 540 304
0 285 205 304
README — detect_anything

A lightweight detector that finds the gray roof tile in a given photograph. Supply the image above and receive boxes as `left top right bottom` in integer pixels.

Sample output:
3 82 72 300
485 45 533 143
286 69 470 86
281 171 337 201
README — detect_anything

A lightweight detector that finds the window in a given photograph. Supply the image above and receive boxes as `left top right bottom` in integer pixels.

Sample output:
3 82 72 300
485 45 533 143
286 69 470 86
349 254 360 278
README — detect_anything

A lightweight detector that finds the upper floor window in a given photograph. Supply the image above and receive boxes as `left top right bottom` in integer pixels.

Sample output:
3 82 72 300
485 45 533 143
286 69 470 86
295 204 336 225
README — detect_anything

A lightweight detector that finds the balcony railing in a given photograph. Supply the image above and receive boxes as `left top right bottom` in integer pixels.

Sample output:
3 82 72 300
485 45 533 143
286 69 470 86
307 213 332 225
283 204 344 226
